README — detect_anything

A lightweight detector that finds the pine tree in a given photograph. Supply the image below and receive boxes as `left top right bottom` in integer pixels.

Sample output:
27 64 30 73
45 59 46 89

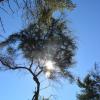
0 1 76 100
77 65 100 100
0 18 76 100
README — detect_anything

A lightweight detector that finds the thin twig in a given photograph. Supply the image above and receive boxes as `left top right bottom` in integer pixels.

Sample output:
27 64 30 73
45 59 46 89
0 6 9 14
0 17 5 32
29 58 34 69
7 0 14 13
23 0 34 16
13 0 20 8
40 84 50 91
36 69 42 76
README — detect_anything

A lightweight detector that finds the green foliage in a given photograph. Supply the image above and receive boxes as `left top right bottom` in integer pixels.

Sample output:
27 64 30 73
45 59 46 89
37 0 75 10
0 0 76 31
77 66 100 100
0 18 76 80
37 0 75 23
23 0 76 24
0 0 77 99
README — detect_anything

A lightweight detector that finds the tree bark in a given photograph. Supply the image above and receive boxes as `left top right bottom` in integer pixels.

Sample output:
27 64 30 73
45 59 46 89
32 75 40 100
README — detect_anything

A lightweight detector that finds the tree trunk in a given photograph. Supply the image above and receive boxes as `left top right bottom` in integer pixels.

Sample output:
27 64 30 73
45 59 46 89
32 75 40 100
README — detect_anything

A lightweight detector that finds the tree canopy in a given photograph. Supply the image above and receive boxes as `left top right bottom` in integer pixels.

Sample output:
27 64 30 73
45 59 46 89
0 0 77 100
77 65 100 100
0 17 76 99
0 0 76 30
0 17 76 80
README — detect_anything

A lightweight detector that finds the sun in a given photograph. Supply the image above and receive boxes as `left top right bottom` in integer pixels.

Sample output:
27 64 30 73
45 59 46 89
45 60 55 71
44 60 55 78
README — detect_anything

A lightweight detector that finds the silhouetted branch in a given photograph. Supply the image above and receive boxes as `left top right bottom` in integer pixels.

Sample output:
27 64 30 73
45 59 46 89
36 70 42 77
29 58 34 69
0 0 4 3
0 55 41 100
7 0 14 13
0 17 5 32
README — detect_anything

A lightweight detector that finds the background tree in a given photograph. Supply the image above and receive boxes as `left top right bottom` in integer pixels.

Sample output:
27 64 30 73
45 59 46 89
77 65 100 100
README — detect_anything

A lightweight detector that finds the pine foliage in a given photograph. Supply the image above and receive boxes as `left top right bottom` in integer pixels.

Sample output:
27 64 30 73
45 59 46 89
77 66 100 100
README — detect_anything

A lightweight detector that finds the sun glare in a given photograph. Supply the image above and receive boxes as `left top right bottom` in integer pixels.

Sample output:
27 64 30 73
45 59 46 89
45 60 54 70
44 60 55 78
45 71 51 78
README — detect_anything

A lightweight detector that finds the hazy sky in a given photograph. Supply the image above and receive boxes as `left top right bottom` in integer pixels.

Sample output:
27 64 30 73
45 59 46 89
0 0 100 100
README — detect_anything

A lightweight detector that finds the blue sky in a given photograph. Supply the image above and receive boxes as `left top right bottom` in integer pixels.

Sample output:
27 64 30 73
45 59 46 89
0 0 100 100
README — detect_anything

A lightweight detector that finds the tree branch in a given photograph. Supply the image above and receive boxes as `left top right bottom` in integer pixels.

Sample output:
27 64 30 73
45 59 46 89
0 56 40 100
0 0 4 3
0 17 5 32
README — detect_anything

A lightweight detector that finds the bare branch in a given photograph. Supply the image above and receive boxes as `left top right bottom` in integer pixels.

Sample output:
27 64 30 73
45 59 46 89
40 84 50 91
0 54 41 100
13 0 20 8
34 66 38 74
29 58 34 69
23 0 34 16
7 0 14 13
34 60 43 75
36 69 42 77
0 6 9 14
0 17 5 32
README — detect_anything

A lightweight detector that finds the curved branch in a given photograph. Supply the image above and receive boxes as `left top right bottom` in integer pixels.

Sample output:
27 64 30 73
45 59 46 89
0 56 40 100
0 33 20 47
